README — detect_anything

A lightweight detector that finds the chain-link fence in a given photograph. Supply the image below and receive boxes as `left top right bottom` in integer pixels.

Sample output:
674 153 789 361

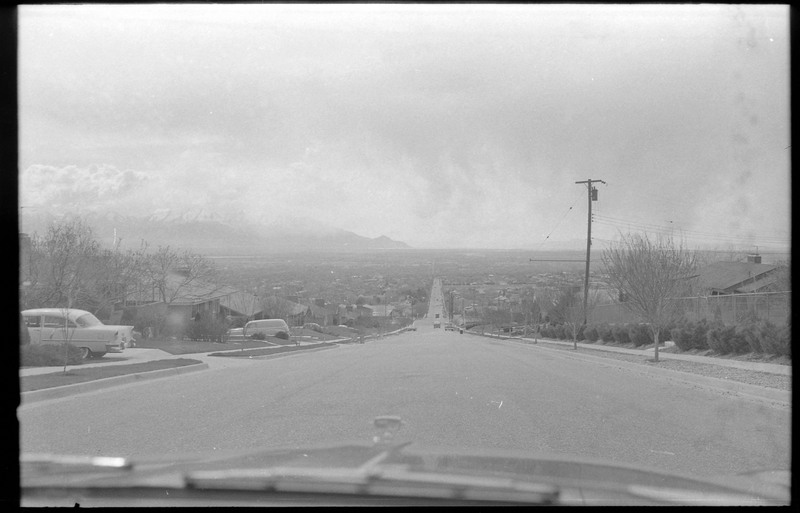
588 291 791 326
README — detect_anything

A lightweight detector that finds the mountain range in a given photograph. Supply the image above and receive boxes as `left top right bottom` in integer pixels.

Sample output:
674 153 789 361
19 208 412 254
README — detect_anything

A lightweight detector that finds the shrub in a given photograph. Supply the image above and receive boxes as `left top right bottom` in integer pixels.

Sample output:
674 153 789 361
658 325 671 344
21 343 84 367
576 324 586 341
727 326 750 354
612 324 630 344
554 325 566 340
584 325 599 342
760 321 790 357
275 331 290 340
736 323 761 354
775 325 791 358
706 324 735 354
562 324 581 340
187 317 228 342
597 323 613 343
628 324 652 347
671 321 693 351
691 319 711 350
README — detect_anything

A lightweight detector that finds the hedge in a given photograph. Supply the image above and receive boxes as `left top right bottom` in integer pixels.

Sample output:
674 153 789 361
611 324 630 344
597 323 614 343
628 323 652 347
21 343 85 367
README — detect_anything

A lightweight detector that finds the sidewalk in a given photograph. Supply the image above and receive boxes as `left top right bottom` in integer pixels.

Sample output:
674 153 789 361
19 338 351 378
517 337 791 376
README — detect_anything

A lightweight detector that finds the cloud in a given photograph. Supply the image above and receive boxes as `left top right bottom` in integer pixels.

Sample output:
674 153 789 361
20 164 151 210
17 5 790 249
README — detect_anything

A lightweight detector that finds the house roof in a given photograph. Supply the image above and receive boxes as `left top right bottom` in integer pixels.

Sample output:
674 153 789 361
219 291 263 317
697 262 777 293
261 296 309 316
363 304 393 316
308 303 336 316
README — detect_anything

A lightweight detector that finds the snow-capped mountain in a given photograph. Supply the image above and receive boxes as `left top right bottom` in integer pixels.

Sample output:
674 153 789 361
19 208 411 254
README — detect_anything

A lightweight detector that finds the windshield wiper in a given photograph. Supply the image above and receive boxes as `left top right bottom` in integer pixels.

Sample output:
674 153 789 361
22 453 133 473
183 465 560 504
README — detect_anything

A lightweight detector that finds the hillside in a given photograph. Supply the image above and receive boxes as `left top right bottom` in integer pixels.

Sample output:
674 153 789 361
19 209 412 254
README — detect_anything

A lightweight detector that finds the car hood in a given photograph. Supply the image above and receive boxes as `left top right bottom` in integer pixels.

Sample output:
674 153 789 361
20 442 790 506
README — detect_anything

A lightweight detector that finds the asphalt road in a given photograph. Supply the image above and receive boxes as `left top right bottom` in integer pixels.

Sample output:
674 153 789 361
19 324 790 479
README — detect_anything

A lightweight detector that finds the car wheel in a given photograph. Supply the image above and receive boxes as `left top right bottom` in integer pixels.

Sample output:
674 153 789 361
79 347 91 360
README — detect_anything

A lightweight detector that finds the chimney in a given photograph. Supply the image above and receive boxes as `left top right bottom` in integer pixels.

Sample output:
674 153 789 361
747 254 762 264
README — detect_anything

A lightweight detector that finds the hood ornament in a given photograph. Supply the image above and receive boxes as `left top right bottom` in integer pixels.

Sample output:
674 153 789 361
372 416 404 445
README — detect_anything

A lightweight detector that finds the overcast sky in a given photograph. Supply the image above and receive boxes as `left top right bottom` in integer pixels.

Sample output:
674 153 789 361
18 4 790 251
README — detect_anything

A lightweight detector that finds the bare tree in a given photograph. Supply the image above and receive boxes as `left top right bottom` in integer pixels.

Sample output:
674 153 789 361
260 295 298 323
562 286 600 350
145 246 220 305
23 218 99 310
602 233 699 362
84 240 151 318
142 246 222 336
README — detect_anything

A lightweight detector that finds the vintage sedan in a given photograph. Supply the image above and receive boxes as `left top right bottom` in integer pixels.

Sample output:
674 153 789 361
21 308 130 359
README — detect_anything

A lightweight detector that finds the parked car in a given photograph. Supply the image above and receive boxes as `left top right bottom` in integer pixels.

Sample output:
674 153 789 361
226 327 244 339
433 322 441 329
21 308 129 360
303 323 323 332
445 324 456 331
243 318 291 339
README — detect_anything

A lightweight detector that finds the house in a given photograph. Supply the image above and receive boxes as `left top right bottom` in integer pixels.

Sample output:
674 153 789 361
125 270 239 335
258 296 310 326
286 301 311 326
307 299 338 326
696 255 779 295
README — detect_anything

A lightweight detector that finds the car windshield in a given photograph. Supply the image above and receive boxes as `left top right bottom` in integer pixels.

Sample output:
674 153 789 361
74 313 103 328
17 3 790 507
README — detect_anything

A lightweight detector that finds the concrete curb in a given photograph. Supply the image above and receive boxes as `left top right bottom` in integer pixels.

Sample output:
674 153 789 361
505 338 791 408
208 342 338 357
251 344 339 360
20 362 209 404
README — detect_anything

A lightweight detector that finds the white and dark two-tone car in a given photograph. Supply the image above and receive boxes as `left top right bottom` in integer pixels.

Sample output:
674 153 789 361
21 308 133 359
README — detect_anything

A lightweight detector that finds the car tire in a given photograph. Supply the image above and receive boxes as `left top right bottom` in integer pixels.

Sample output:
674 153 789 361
79 347 91 360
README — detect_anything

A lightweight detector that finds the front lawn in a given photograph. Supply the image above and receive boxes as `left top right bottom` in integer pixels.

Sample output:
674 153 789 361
20 358 203 392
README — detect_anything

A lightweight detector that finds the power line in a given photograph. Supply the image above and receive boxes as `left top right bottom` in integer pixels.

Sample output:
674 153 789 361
593 213 790 241
592 215 790 246
591 237 789 255
534 188 583 249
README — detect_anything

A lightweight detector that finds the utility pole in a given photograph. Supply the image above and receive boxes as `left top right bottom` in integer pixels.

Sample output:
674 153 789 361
574 179 606 326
